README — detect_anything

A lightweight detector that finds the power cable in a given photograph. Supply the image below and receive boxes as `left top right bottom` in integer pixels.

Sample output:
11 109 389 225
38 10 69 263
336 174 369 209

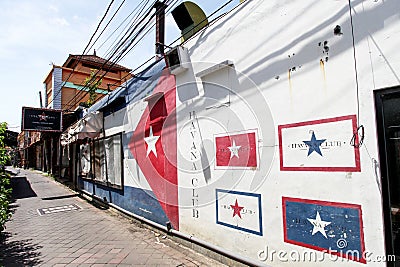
101 0 177 68
63 2 157 108
82 0 116 55
103 0 151 58
103 0 158 62
61 0 157 109
348 0 363 148
47 0 116 108
74 0 235 108
348 0 360 124
87 0 127 54
64 0 234 110
116 0 181 64
97 0 148 51
62 0 164 109
168 0 236 47
102 0 238 95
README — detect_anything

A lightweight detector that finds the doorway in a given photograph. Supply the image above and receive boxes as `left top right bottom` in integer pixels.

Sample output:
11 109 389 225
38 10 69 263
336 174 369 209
375 86 400 261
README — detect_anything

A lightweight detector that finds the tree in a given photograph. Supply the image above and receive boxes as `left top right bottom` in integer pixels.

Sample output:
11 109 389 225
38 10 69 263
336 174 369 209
0 122 11 231
83 69 102 107
0 123 9 168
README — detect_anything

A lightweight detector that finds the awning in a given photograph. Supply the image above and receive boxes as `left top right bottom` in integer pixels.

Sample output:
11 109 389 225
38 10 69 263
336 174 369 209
60 111 103 146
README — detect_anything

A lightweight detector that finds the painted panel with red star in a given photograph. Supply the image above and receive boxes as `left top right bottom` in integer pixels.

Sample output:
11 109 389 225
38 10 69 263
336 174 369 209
216 189 262 236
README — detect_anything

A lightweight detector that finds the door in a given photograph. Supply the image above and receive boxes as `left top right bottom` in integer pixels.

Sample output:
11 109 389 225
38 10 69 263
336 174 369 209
375 87 400 261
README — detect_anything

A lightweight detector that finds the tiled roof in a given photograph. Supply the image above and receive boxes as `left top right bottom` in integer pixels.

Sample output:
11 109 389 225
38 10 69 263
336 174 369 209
63 54 131 72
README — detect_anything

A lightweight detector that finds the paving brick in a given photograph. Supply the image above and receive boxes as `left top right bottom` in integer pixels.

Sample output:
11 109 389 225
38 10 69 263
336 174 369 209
109 248 122 254
2 168 227 267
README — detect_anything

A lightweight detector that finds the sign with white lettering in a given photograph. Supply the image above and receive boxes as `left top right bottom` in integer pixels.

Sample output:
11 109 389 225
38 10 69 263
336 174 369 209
22 107 62 132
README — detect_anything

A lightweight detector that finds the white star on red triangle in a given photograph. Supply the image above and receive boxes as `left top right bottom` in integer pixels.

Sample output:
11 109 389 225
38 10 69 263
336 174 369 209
144 126 160 157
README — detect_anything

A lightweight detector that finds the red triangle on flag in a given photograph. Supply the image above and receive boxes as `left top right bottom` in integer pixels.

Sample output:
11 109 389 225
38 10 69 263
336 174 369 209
128 68 179 230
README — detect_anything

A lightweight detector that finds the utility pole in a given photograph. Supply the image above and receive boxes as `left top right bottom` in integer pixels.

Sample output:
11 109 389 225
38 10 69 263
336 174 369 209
154 1 167 60
39 91 43 108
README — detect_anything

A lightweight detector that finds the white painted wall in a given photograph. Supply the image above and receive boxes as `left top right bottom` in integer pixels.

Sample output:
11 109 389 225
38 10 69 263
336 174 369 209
173 0 399 265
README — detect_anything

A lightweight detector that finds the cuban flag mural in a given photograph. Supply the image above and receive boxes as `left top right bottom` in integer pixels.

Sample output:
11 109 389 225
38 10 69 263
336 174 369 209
278 115 361 172
123 59 179 230
282 197 366 263
79 60 178 230
216 189 262 236
214 130 258 169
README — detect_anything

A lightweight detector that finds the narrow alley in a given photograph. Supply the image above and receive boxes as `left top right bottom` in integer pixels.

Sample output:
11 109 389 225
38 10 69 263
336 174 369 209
0 167 226 267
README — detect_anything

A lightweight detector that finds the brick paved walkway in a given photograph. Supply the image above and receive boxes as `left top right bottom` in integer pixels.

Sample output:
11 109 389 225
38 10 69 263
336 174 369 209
0 167 226 267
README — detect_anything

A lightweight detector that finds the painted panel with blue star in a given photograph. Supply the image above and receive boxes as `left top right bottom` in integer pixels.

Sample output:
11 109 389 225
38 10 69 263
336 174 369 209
303 131 326 156
282 197 366 263
278 115 361 171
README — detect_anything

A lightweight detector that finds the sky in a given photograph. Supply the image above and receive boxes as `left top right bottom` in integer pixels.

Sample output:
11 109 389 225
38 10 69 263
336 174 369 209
0 0 238 133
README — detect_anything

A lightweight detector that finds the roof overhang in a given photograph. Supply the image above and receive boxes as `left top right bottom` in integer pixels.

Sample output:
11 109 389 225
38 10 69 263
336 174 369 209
60 111 103 146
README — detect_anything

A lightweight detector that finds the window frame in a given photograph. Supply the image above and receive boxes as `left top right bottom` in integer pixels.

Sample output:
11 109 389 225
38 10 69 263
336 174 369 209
80 133 124 190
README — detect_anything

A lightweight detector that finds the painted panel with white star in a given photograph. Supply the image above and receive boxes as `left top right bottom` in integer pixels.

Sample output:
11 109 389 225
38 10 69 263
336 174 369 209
282 196 366 263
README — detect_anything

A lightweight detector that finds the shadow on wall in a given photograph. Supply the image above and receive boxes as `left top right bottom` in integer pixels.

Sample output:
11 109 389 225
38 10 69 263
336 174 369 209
0 232 43 266
190 0 399 88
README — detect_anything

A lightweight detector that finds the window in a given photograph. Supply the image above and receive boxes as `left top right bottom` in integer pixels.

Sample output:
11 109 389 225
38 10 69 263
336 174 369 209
103 134 122 186
80 134 123 189
93 138 107 182
79 142 91 177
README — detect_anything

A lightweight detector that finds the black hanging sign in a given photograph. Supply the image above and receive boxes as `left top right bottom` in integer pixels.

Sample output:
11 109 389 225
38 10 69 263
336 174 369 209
21 107 62 132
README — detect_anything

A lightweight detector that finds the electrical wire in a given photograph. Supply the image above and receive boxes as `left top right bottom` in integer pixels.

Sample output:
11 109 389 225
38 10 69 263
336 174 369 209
62 0 164 109
87 0 127 54
82 0 116 55
75 0 237 107
102 0 177 67
103 0 151 59
348 0 361 127
47 0 116 108
51 0 155 109
68 0 179 106
63 0 236 111
114 0 183 65
101 0 239 96
61 0 157 109
98 0 149 52
348 0 365 149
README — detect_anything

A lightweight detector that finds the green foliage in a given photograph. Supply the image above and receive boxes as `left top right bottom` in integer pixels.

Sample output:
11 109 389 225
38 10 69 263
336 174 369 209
84 69 103 107
0 122 9 167
0 122 12 231
0 173 11 231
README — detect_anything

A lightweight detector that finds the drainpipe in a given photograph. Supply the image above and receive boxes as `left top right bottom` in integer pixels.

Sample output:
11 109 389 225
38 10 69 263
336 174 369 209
154 1 167 59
